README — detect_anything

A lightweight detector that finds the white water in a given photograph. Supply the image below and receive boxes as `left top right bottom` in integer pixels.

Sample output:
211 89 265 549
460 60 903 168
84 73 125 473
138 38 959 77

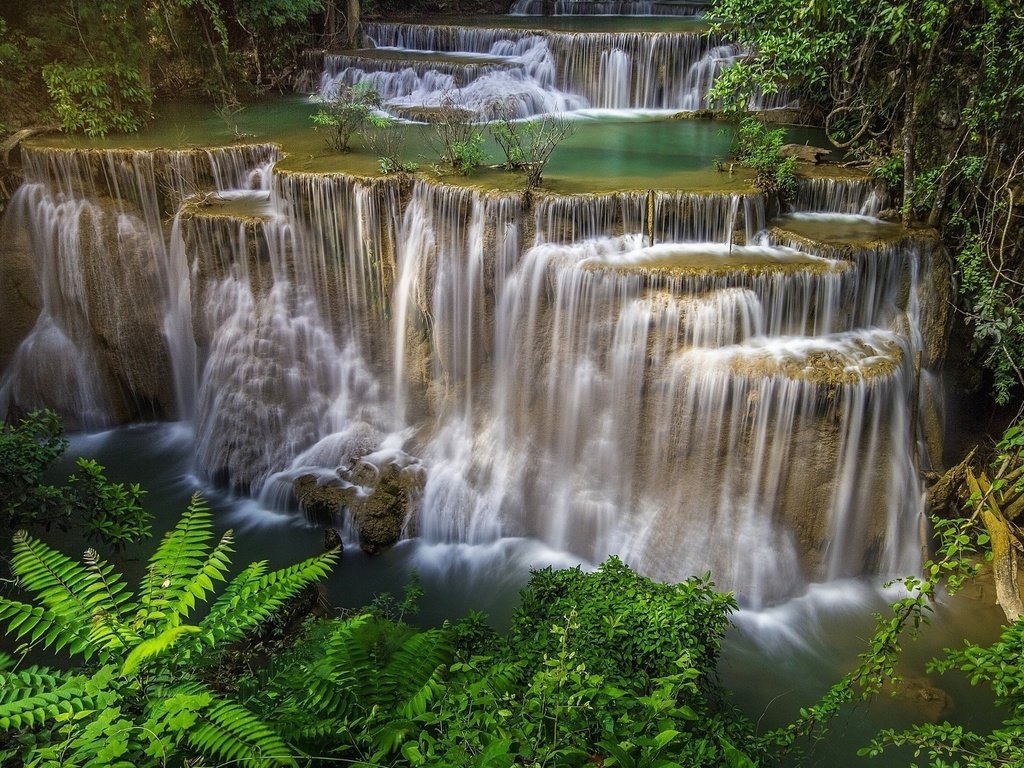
1 137 936 607
319 22 793 117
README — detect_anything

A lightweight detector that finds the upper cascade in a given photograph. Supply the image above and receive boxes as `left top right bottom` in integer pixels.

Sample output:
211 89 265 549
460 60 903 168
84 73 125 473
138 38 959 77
510 0 711 15
319 21 792 116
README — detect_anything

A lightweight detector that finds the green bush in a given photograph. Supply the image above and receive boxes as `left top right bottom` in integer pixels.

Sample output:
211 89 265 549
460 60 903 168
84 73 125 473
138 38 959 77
311 81 383 152
733 117 797 199
244 557 756 767
0 410 150 548
42 62 153 137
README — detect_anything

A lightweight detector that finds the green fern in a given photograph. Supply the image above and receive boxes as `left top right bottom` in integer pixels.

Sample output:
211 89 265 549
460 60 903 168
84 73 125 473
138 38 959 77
185 685 300 767
0 669 98 730
0 495 337 767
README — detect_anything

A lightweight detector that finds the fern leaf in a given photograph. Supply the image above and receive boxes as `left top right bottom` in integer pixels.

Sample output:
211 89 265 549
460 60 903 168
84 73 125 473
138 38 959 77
83 548 140 653
198 550 337 650
120 624 201 676
169 529 234 619
140 494 219 626
379 629 451 717
0 670 98 730
10 531 97 632
184 687 299 767
0 599 95 659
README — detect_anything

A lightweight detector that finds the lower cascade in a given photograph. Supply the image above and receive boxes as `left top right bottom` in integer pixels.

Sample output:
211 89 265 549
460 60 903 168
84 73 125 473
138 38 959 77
0 143 950 608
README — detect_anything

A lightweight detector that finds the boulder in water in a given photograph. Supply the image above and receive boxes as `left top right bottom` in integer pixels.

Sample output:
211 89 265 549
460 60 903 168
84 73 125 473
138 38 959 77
294 474 356 523
348 461 424 554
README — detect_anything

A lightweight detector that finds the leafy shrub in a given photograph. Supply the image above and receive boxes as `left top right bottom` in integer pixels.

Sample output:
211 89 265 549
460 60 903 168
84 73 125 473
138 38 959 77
0 410 150 548
312 81 383 152
488 98 574 188
0 496 338 767
427 93 488 174
364 114 418 174
245 556 757 767
42 62 153 137
733 117 797 199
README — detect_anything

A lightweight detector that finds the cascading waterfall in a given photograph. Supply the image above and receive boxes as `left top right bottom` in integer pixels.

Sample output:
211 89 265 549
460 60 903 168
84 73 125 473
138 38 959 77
0 144 279 426
321 22 792 115
510 0 710 15
0 135 944 606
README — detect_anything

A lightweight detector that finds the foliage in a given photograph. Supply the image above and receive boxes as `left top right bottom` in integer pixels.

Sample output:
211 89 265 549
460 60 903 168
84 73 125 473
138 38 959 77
488 98 575 189
761 513 983 761
709 0 1024 402
854 436 1024 768
245 556 758 767
427 94 489 175
42 62 153 137
0 495 338 767
0 410 150 548
731 117 797 199
312 81 383 153
364 114 419 175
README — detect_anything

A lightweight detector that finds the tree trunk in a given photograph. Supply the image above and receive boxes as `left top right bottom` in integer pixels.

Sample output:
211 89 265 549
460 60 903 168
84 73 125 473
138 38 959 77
346 0 362 49
901 62 916 228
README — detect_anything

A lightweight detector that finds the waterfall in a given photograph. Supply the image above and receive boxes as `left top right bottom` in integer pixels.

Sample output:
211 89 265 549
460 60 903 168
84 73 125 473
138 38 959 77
510 0 711 15
323 23 784 115
1 139 943 606
793 177 888 216
0 145 279 426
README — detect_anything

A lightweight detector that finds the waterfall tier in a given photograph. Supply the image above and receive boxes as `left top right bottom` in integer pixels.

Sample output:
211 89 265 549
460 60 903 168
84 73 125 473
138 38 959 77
318 20 791 115
510 0 712 15
0 143 947 605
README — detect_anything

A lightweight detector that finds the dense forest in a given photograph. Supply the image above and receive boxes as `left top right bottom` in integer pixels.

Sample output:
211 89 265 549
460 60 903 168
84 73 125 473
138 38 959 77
2 0 1024 766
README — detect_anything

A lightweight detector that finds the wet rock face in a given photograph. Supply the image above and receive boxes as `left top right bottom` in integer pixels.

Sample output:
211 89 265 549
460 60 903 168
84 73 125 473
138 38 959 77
81 198 176 421
295 474 356 522
0 209 41 370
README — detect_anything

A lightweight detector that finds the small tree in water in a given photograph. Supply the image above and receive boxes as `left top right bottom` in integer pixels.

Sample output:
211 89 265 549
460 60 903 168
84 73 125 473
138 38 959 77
488 98 575 189
427 92 488 175
312 81 382 152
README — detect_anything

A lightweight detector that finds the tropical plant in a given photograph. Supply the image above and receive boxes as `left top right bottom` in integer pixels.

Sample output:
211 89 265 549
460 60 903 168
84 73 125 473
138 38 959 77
488 98 574 189
0 410 150 548
0 495 337 767
243 556 757 767
426 93 488 174
731 116 797 199
312 81 383 152
42 62 153 137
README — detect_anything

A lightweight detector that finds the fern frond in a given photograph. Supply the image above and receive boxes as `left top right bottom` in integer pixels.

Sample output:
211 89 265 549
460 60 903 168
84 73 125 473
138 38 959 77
0 667 69 705
140 494 218 626
121 624 201 676
83 548 140 653
170 529 234 619
198 550 337 650
10 531 98 631
293 617 376 722
379 629 451 718
0 598 95 659
184 687 299 767
0 670 98 730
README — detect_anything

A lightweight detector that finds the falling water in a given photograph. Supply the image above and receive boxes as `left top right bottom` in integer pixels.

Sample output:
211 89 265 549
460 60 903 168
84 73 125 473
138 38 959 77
0 135 942 607
321 22 790 115
510 0 710 15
